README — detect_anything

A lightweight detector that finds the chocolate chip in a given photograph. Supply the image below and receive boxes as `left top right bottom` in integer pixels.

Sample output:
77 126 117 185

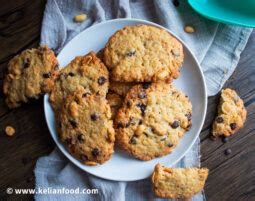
142 82 151 89
138 92 146 99
69 120 77 128
126 50 136 57
43 72 51 78
172 0 180 7
127 100 132 107
91 113 99 121
139 120 143 125
77 134 85 142
167 143 173 147
171 120 180 129
222 137 229 143
230 123 237 130
82 92 91 98
117 122 124 129
68 72 75 77
216 116 224 123
185 113 192 121
81 154 88 161
92 148 100 157
136 103 146 116
23 58 30 68
65 137 75 145
224 148 232 155
98 76 107 85
129 135 137 144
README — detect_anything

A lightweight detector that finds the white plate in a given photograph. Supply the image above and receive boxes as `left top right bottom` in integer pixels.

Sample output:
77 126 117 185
44 19 207 181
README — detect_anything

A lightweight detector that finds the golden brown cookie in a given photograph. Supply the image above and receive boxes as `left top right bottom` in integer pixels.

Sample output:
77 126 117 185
3 46 58 108
59 88 115 165
103 24 183 82
49 52 109 115
151 164 209 199
115 83 192 160
212 88 247 137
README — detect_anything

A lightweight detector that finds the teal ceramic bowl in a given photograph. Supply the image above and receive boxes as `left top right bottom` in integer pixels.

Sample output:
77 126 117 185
188 0 255 27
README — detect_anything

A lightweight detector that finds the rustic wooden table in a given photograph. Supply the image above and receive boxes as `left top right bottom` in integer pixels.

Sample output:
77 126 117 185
0 1 254 200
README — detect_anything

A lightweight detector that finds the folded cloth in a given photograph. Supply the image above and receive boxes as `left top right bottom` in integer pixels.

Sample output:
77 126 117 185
35 0 252 201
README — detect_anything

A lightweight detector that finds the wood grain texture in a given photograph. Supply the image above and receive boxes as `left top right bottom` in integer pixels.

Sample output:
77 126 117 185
201 31 255 201
0 1 49 201
0 1 254 201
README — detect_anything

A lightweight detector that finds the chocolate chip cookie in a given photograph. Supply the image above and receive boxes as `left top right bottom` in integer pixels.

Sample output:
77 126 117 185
59 88 115 165
104 24 183 82
115 83 192 160
152 164 209 199
3 46 58 108
49 51 109 115
212 88 247 137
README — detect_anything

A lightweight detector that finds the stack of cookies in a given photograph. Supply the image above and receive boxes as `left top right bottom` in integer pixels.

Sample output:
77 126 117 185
51 24 192 165
103 25 192 161
48 24 192 165
3 24 193 166
4 25 192 165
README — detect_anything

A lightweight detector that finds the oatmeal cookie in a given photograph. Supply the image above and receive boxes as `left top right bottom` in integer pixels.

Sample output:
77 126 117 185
3 46 58 108
115 83 192 160
152 164 209 199
49 52 109 114
212 88 247 137
103 24 183 82
59 88 115 165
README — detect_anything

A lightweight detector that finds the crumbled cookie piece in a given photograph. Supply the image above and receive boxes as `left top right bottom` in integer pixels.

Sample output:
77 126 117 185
212 88 247 137
3 45 58 108
115 83 192 160
104 24 184 82
5 126 15 136
151 164 209 199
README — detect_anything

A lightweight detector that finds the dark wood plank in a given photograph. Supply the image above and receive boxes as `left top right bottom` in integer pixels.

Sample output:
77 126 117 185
201 31 255 201
0 0 44 79
0 1 48 200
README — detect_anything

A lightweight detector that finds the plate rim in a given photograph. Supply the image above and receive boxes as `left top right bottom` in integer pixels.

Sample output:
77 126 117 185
43 18 207 181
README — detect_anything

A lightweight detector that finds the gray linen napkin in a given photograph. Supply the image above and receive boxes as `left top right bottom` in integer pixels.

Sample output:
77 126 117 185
35 0 252 201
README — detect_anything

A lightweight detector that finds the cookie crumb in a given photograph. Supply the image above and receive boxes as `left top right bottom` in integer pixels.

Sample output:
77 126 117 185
184 25 195 33
5 126 15 136
74 14 87 23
